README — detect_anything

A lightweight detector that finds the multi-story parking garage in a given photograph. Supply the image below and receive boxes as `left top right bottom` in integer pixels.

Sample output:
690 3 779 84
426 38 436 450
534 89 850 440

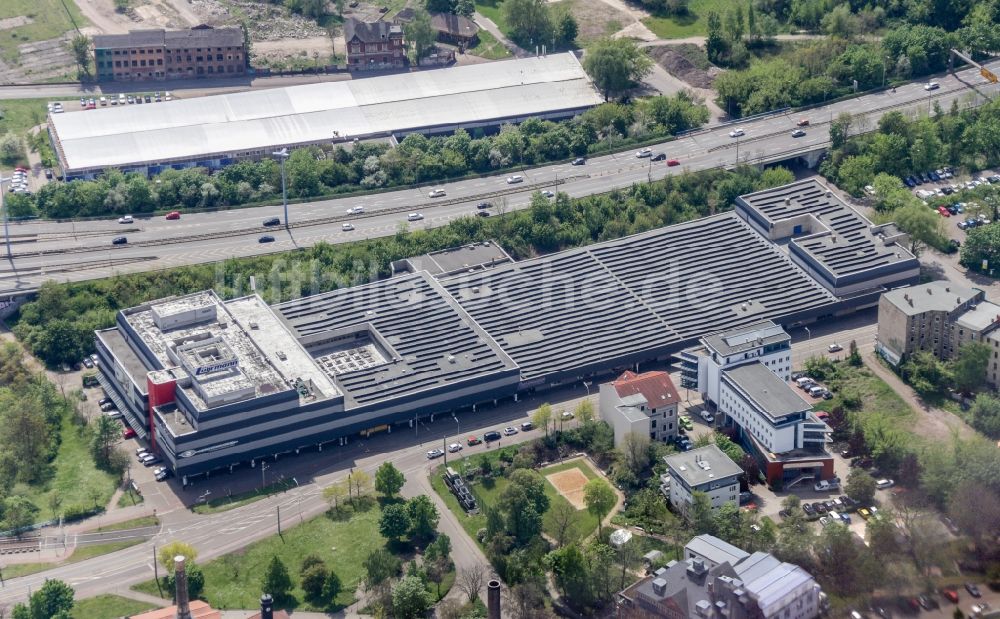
95 179 919 483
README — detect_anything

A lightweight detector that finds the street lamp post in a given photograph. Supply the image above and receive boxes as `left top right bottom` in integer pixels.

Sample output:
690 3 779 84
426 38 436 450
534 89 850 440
0 174 12 261
452 413 460 441
272 149 290 229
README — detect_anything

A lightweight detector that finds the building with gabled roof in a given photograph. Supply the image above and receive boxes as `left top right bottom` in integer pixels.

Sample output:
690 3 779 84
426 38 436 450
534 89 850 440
599 370 681 446
344 18 405 72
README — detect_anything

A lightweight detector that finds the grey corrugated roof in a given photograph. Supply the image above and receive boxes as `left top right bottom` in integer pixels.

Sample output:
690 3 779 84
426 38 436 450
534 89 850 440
441 212 836 380
686 535 749 566
722 362 810 419
733 552 816 610
93 30 166 49
164 27 244 48
882 281 981 316
663 445 743 487
702 320 789 357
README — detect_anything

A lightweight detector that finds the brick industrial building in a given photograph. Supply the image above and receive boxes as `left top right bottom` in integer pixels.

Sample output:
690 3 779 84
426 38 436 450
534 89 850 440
94 25 247 82
344 18 405 72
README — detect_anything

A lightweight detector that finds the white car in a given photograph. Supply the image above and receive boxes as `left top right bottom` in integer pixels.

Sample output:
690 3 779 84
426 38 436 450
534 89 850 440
924 81 940 91
407 213 424 221
875 478 895 489
118 215 134 224
447 443 463 453
428 188 445 198
635 148 652 158
827 343 843 353
729 128 745 138
506 175 524 184
700 410 714 423
346 206 364 215
342 223 355 231
503 426 518 436
561 411 574 420
426 449 445 459
99 96 107 106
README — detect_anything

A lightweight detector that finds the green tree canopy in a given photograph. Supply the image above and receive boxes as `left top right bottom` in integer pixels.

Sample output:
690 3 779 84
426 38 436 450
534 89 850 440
262 555 293 601
379 502 412 541
950 342 991 394
392 575 433 619
407 494 440 540
583 478 616 538
846 469 877 504
374 461 405 498
582 37 654 101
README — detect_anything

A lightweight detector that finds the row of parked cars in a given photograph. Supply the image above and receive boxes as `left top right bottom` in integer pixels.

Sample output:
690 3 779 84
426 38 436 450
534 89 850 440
792 373 833 400
9 166 31 195
851 583 985 619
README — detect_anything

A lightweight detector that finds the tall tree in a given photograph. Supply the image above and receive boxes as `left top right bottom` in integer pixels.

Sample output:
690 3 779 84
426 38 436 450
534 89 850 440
583 478 616 539
532 403 553 437
503 0 553 47
456 563 487 603
374 462 405 498
575 399 595 425
407 494 440 540
71 35 90 77
405 8 436 63
846 469 877 504
158 541 198 573
392 575 433 619
263 556 293 602
379 503 412 542
950 342 990 394
548 500 581 547
89 413 120 469
27 579 75 619
582 37 653 101
689 491 717 535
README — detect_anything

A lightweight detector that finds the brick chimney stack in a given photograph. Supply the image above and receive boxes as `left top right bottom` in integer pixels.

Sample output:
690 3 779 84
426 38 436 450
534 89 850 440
174 556 191 619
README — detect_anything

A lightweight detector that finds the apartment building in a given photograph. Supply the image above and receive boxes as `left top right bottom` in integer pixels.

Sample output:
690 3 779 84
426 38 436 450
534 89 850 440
94 25 246 81
599 370 680 447
663 445 743 516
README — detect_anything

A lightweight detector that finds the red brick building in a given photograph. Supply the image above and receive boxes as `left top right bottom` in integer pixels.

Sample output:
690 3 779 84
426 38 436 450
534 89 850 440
344 18 406 72
94 25 246 82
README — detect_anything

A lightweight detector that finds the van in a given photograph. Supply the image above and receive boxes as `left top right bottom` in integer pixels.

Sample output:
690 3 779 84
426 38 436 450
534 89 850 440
809 386 825 398
795 377 812 387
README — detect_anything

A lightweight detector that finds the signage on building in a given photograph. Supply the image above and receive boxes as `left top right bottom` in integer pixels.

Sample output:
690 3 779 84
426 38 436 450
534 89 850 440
194 359 238 376
178 440 239 459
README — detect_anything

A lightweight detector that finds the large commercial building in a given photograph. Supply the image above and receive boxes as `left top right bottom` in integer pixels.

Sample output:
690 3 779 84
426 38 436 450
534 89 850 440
96 181 916 482
94 26 246 82
49 53 603 180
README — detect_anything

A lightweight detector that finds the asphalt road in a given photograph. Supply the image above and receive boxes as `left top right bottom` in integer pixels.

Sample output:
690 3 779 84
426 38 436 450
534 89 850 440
1 61 999 294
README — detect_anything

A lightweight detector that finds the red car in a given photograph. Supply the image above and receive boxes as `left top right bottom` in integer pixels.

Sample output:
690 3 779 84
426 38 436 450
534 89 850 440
797 118 810 126
937 206 950 217
942 589 959 604
123 427 136 439
467 436 482 446
666 159 680 167
165 211 181 220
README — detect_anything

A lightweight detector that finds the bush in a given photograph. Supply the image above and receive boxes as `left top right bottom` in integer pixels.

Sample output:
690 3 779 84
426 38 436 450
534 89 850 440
300 564 328 600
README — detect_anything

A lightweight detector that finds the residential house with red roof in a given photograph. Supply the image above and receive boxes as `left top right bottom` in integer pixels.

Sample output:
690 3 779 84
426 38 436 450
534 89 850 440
599 370 680 447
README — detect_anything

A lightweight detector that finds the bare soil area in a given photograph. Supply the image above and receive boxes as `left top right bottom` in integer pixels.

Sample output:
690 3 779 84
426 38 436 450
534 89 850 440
0 16 34 31
554 0 634 44
646 43 720 89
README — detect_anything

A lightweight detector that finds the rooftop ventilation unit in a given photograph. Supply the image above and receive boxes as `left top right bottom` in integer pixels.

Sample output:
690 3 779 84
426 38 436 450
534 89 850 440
651 578 667 596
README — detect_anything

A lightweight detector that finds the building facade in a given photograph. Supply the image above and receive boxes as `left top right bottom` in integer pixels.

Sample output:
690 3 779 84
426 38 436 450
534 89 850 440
663 445 743 516
345 18 405 72
598 370 680 447
618 535 824 619
94 25 246 82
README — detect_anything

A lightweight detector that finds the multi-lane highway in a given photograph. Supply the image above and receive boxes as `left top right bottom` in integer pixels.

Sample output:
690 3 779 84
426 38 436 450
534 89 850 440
1 60 997 294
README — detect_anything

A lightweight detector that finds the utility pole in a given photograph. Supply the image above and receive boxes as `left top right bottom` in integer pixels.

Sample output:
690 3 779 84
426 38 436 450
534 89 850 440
153 544 159 582
272 149 290 229
261 461 269 490
277 505 281 536
0 174 12 262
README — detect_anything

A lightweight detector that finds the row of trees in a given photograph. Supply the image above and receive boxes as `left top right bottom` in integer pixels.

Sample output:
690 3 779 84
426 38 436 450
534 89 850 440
501 0 578 51
6 94 709 221
13 163 793 368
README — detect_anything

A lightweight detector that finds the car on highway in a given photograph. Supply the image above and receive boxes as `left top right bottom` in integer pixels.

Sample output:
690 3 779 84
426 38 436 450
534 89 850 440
426 448 445 459
651 152 666 161
428 188 446 198
165 211 181 220
791 129 806 138
407 212 424 221
965 583 982 598
636 147 652 158
924 81 940 91
118 215 133 224
123 427 137 439
667 159 680 166
797 118 810 126
475 211 490 217
540 190 555 198
263 217 281 226
506 175 524 184
477 202 492 209
112 236 128 245
875 478 895 489
347 206 365 215
342 223 355 231
467 435 482 446
729 128 745 138
483 430 502 442
503 426 518 436
827 343 843 352
572 157 586 165
259 235 275 243
447 442 463 453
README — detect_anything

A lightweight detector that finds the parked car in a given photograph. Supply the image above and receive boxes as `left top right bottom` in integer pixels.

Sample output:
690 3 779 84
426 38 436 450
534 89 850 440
965 583 982 598
136 447 149 457
917 595 939 610
942 589 959 604
123 427 137 439
155 469 172 481
503 426 518 436
483 431 502 442
814 479 840 492
426 449 445 459
561 411 574 420
447 443 463 453
98 397 112 406
263 217 281 226
739 491 754 505
875 478 895 489
520 422 533 431
700 410 714 423
83 357 94 368
802 503 816 517
938 206 951 217
679 415 693 430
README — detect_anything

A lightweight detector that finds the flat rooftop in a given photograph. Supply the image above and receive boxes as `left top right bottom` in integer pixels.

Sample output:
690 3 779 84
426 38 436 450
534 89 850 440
702 320 790 357
955 300 1000 331
737 179 918 285
882 280 981 316
686 534 749 566
441 212 836 380
274 270 519 409
664 444 743 487
96 328 151 393
722 362 810 419
399 241 512 277
50 53 602 173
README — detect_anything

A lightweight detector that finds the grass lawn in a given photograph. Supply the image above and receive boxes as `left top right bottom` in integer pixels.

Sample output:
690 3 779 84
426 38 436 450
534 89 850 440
117 488 145 508
475 0 509 33
0 0 90 64
133 505 386 612
0 98 51 137
71 594 159 619
19 412 118 526
467 29 511 60
642 0 749 39
91 515 159 533
2 539 146 579
430 458 609 548
813 363 915 425
192 477 296 514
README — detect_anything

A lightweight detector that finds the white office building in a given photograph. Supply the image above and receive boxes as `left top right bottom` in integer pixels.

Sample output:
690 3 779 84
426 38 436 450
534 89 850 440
663 445 743 516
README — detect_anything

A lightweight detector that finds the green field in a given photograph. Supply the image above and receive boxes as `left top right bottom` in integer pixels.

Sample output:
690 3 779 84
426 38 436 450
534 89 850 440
0 98 51 137
431 458 608 547
71 594 159 619
20 412 118 526
467 29 511 60
192 477 296 514
0 0 89 63
133 506 386 611
474 0 509 33
642 0 750 39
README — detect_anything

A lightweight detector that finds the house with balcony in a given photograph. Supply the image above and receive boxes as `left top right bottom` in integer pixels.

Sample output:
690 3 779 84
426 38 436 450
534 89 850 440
599 370 680 447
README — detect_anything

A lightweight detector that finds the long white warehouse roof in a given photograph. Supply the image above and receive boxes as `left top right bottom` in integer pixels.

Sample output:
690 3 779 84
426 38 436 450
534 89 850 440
50 53 603 173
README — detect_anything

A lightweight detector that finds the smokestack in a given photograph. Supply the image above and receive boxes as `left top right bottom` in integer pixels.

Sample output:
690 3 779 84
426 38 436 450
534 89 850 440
488 579 501 619
259 594 274 619
174 556 191 619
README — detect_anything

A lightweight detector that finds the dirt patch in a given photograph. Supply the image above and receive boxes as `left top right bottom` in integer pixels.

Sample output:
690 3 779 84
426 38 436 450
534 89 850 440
546 467 589 510
557 0 634 44
646 43 720 89
0 35 78 82
0 16 34 31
